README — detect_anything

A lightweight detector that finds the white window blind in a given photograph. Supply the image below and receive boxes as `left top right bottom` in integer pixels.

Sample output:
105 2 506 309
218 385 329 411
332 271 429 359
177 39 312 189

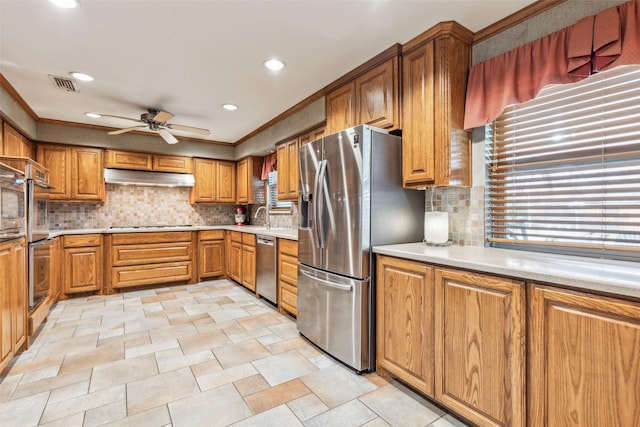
267 171 292 210
487 65 640 260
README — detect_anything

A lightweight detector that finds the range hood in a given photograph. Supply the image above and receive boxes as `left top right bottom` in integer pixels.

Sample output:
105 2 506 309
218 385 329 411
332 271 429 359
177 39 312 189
104 168 195 187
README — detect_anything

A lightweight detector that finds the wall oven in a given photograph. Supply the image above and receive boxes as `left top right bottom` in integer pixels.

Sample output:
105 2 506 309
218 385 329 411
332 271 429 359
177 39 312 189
0 162 26 242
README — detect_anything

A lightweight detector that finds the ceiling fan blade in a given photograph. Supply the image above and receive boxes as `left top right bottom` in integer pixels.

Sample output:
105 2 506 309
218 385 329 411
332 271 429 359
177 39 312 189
152 110 174 123
166 123 210 135
99 114 143 123
108 125 147 135
158 128 179 144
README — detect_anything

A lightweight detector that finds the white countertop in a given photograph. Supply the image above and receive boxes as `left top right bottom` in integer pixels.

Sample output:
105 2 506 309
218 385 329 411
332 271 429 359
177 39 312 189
49 225 298 241
373 243 640 300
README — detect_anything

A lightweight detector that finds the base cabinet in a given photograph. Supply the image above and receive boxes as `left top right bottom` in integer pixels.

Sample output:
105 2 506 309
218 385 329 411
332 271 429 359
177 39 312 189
226 231 257 294
0 238 27 372
62 235 103 296
278 239 298 317
529 284 640 426
198 230 225 281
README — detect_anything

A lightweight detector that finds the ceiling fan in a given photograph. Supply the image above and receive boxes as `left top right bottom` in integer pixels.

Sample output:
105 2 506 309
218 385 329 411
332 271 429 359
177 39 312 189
102 109 210 144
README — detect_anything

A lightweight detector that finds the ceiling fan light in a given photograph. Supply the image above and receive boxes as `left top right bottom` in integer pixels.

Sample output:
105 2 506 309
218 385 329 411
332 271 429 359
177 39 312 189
49 0 79 9
222 104 238 111
70 71 93 81
85 112 101 118
264 58 285 71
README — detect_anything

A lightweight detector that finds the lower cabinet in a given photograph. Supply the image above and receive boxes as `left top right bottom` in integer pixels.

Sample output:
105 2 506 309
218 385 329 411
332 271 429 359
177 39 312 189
227 232 242 283
62 234 103 296
226 231 257 294
278 239 298 317
198 230 225 281
529 284 640 426
0 237 27 372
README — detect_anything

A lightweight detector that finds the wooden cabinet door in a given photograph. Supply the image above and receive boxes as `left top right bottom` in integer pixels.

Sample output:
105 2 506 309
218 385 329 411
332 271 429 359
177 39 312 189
377 256 434 396
529 284 640 427
37 144 70 200
228 241 242 283
434 268 525 427
326 82 356 134
0 242 13 367
3 123 25 157
72 147 104 201
286 139 299 200
12 240 26 352
104 150 152 170
402 42 436 187
216 161 236 203
199 240 224 279
191 159 216 203
241 244 256 292
236 158 249 203
152 154 192 173
356 58 399 130
63 246 103 294
276 141 290 201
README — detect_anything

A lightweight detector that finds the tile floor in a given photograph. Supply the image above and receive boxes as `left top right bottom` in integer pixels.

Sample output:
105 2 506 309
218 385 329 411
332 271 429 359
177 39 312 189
0 280 472 427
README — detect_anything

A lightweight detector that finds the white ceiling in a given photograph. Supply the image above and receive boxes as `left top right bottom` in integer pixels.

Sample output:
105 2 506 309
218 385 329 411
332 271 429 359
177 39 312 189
0 0 536 145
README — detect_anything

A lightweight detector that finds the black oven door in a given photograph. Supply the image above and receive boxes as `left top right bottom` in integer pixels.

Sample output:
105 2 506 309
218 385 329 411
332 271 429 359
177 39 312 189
29 237 53 310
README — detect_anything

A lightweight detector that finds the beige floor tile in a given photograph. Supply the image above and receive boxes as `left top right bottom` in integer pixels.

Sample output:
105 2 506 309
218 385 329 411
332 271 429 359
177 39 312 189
210 308 252 322
233 374 271 396
0 390 49 426
168 383 252 427
244 378 311 414
189 358 223 378
0 373 21 402
268 322 300 340
38 411 85 427
300 364 377 408
360 382 443 427
287 393 330 421
195 362 258 391
126 367 200 415
140 293 176 304
212 339 271 368
237 313 284 331
18 364 60 385
149 321 199 343
47 379 89 404
308 353 336 369
265 336 310 355
230 404 304 427
36 333 99 358
83 399 128 427
58 341 124 375
428 414 471 427
178 328 230 354
305 399 377 427
363 417 393 426
40 384 125 424
101 404 172 427
11 368 92 400
124 316 171 334
124 338 180 359
182 302 223 315
90 353 158 392
155 347 215 373
167 311 211 326
366 372 392 388
253 349 319 387
257 333 284 346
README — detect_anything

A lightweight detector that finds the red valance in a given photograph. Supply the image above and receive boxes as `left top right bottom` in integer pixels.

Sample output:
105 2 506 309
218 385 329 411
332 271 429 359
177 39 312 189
261 152 277 180
464 0 639 130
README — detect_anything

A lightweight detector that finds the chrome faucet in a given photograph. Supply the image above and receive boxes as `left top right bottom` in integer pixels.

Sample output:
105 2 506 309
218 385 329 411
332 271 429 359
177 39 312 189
254 206 270 230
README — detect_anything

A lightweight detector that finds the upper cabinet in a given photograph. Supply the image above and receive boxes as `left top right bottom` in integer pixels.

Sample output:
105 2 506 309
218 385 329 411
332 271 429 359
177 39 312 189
190 158 236 204
1 122 32 159
276 125 325 202
401 22 473 188
105 149 192 174
37 144 104 202
325 51 400 135
236 156 264 205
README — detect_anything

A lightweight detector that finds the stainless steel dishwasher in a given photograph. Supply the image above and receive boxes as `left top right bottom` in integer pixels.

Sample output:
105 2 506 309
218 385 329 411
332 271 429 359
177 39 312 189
256 235 277 305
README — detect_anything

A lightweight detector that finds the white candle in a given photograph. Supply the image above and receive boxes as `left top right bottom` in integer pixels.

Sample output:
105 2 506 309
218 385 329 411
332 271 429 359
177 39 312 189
424 211 449 244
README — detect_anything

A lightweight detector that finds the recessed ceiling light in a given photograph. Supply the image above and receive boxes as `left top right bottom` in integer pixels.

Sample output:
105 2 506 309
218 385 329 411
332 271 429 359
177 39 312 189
264 58 285 71
222 104 238 111
49 0 79 8
70 72 94 82
85 112 101 118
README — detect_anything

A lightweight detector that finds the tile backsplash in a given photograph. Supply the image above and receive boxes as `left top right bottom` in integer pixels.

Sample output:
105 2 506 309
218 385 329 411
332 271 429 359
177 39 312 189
49 185 237 230
425 186 485 247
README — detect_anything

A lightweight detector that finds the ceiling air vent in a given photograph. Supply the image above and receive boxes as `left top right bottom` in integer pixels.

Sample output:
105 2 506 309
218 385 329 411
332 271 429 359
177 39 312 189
48 75 78 92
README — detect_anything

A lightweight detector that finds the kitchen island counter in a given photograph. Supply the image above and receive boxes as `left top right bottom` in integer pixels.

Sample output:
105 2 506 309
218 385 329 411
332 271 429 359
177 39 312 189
373 242 640 299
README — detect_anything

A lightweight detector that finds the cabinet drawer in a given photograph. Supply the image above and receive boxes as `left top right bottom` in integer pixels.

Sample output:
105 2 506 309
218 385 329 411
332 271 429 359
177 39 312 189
64 234 102 248
280 282 298 316
112 242 193 266
279 239 298 257
230 231 242 243
279 253 298 286
199 230 224 241
111 231 192 245
242 233 256 246
112 261 193 289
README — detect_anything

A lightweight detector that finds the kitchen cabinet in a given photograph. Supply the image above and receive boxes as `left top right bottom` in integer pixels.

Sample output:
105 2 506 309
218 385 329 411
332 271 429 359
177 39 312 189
325 56 400 135
376 255 434 396
2 122 32 158
0 237 27 372
529 284 640 426
105 149 193 174
62 234 103 296
298 126 325 147
434 268 525 427
276 137 299 201
236 156 264 204
226 231 257 294
109 232 194 291
277 238 298 317
227 231 242 283
198 230 225 281
401 22 473 188
190 158 236 204
37 144 105 201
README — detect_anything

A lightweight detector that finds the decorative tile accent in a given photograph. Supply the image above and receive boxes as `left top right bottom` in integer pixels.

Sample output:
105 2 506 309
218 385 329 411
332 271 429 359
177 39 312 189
425 186 485 247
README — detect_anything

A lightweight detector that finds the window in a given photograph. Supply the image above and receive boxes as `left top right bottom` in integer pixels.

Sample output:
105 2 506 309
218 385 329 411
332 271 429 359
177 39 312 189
267 171 292 211
487 65 640 261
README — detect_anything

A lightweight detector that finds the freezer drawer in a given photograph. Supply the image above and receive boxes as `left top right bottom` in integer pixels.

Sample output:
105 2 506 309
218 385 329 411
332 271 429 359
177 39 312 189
297 264 373 373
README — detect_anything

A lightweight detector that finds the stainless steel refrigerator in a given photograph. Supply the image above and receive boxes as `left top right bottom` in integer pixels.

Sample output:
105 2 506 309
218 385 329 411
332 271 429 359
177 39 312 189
297 125 424 373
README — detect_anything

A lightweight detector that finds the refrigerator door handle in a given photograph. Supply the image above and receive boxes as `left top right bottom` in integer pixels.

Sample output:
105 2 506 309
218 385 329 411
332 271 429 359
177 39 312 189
300 270 353 292
313 160 322 247
316 159 328 249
